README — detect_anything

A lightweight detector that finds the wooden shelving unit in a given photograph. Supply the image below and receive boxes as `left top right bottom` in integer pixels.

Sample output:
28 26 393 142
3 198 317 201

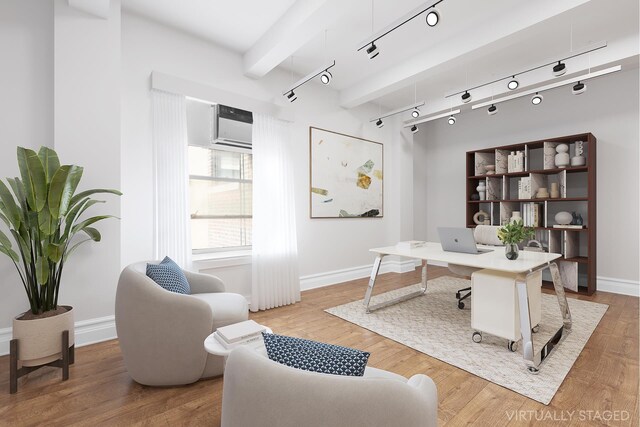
466 133 597 295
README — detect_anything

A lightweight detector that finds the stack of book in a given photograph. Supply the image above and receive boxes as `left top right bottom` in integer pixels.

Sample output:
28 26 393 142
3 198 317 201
522 203 540 227
518 177 532 199
214 320 266 349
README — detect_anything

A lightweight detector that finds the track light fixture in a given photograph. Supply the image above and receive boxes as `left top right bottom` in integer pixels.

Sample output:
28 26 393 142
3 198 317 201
425 9 440 27
508 78 519 90
366 43 379 59
369 101 425 127
376 118 384 128
461 91 472 103
572 81 586 95
410 125 419 134
553 61 567 77
411 108 420 118
320 70 332 85
357 0 446 57
531 93 543 105
403 108 460 128
282 60 335 102
487 104 497 115
447 115 456 125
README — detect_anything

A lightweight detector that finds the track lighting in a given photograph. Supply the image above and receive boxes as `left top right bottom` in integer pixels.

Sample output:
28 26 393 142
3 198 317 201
369 101 424 126
553 61 566 77
531 93 543 105
508 78 519 90
487 104 497 115
320 70 332 85
366 43 379 59
410 125 419 134
376 118 384 128
425 9 440 27
286 91 297 103
447 115 456 125
572 81 586 95
411 108 420 118
461 91 472 103
403 109 460 128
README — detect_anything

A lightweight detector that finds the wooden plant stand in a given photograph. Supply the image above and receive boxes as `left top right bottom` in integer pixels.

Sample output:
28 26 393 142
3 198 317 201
9 330 75 394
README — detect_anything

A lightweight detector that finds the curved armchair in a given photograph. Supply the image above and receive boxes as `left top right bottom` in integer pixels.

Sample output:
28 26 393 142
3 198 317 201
115 262 248 386
221 346 438 427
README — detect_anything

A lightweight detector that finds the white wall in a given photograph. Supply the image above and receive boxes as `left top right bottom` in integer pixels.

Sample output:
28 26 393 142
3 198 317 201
413 67 640 290
121 12 414 298
0 0 54 330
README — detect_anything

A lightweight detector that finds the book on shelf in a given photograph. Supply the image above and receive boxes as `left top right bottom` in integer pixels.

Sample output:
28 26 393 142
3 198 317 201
216 320 266 344
552 224 585 229
518 177 531 199
396 240 426 250
214 332 264 350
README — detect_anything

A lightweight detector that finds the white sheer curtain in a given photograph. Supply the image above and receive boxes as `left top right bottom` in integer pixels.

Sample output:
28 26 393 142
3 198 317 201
251 114 300 311
151 89 192 268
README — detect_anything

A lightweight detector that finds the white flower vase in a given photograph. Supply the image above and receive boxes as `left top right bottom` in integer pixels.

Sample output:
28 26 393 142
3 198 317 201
555 143 570 168
476 182 486 201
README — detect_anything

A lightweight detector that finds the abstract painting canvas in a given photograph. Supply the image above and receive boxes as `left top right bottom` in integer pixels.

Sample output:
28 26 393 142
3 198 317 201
309 127 383 218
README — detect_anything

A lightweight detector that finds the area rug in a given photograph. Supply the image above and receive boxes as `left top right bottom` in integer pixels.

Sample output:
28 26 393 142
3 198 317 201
325 276 608 405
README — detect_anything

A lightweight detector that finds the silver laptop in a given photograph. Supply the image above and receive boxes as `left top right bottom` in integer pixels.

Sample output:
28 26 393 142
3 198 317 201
438 227 491 254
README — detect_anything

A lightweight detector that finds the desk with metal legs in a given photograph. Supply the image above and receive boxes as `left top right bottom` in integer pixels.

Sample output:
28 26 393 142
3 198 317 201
363 242 571 374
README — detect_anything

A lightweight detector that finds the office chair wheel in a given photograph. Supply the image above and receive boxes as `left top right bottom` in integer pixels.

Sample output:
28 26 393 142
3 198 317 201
472 332 482 343
457 301 465 310
508 341 518 352
532 325 540 333
527 366 540 375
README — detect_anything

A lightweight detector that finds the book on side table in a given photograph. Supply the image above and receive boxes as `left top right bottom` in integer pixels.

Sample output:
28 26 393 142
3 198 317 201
215 320 266 349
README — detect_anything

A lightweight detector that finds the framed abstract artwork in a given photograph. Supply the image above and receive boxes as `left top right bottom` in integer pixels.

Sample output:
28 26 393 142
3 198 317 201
309 127 383 218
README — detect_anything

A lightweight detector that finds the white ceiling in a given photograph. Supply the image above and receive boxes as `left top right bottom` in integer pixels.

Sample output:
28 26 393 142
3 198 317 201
122 0 639 116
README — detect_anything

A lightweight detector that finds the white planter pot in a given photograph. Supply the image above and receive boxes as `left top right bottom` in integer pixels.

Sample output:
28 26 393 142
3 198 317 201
12 306 75 367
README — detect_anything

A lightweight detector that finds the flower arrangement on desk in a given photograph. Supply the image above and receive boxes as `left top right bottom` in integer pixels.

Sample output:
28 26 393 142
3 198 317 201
497 220 535 260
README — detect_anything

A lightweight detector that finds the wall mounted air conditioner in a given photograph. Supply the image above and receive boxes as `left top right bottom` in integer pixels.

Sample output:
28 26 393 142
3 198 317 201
212 104 253 150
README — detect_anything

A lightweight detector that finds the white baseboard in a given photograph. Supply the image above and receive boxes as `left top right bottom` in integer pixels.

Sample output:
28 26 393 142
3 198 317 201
597 276 640 297
300 259 416 291
0 315 116 357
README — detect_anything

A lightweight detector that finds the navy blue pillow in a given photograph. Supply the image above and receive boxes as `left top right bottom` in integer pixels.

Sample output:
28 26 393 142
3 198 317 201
146 257 191 294
262 333 370 377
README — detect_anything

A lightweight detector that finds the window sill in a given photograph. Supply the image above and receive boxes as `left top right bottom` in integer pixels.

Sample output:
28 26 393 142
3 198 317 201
192 250 252 270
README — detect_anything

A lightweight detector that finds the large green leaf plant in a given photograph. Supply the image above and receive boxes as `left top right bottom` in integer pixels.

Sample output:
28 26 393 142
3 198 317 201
0 147 121 315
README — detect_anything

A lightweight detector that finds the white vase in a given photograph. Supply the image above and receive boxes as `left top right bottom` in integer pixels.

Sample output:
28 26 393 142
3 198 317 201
476 182 486 201
555 144 570 168
555 211 573 225
511 211 522 223
12 306 75 367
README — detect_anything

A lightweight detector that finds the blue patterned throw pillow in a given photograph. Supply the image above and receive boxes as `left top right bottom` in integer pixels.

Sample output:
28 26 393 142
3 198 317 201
146 257 191 294
262 333 370 376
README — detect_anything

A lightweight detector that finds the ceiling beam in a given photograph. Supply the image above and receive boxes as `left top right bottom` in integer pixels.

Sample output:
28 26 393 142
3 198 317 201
68 0 110 19
338 0 594 108
243 0 348 79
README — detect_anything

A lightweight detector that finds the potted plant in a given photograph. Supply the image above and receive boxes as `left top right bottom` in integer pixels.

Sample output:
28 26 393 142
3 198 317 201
0 147 120 368
497 220 534 260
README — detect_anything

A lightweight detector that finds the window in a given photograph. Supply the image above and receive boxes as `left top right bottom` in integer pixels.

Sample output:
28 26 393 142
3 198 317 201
188 146 252 252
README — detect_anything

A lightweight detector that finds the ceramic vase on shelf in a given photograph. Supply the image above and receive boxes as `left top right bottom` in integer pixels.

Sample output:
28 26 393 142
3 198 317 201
536 188 549 199
476 181 486 201
571 141 586 166
555 143 570 168
510 211 522 223
555 211 573 225
550 182 560 199
505 244 519 260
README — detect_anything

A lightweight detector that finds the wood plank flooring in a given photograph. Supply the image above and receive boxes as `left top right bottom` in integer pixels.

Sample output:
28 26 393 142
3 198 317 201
0 266 637 426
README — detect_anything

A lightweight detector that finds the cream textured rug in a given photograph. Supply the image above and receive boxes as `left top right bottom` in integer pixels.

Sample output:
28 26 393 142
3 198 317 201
325 276 608 405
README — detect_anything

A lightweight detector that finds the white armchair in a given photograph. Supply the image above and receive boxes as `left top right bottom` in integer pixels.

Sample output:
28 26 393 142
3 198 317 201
115 262 248 386
221 346 438 427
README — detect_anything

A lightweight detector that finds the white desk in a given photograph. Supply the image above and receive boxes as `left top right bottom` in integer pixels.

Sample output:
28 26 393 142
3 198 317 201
365 242 571 374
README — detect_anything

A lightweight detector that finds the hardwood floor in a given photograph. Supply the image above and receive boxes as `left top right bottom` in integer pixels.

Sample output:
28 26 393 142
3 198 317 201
0 266 638 426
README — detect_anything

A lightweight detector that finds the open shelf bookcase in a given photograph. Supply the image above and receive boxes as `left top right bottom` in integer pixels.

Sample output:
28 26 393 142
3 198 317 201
466 133 597 295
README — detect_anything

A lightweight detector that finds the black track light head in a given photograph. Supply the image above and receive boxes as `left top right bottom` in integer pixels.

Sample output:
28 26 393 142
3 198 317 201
531 93 543 105
410 125 419 134
553 61 567 77
461 91 472 103
572 81 586 95
411 108 420 118
320 70 332 85
366 43 379 59
448 115 456 125
376 118 384 128
487 104 497 115
286 90 297 102
508 78 519 90
425 9 440 27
